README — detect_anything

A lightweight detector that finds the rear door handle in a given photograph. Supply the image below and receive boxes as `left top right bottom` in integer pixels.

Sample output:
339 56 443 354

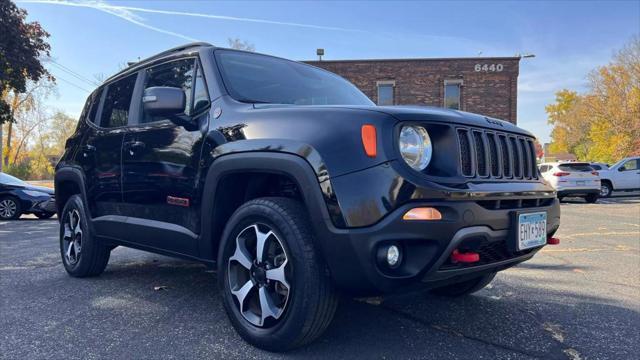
81 144 96 157
125 141 146 155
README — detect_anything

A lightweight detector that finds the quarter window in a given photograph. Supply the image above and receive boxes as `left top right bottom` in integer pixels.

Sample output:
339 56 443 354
377 81 395 106
87 88 103 124
192 64 210 114
444 80 462 110
100 74 137 128
143 59 195 122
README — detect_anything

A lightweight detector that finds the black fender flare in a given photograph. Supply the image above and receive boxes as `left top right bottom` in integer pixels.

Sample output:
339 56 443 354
198 151 343 261
54 167 91 219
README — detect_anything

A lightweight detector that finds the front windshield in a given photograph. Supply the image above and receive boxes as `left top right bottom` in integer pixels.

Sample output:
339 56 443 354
215 50 374 106
0 173 26 186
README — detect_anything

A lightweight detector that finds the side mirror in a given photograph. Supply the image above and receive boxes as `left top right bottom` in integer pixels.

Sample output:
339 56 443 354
143 86 185 116
618 166 626 172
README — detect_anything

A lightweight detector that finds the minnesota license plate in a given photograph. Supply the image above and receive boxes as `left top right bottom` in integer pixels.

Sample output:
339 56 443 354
517 212 547 251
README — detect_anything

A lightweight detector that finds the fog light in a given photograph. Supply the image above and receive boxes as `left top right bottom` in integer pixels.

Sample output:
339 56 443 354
386 245 401 267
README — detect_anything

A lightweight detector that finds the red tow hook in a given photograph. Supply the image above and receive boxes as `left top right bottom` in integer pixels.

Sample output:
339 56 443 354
451 249 480 264
547 237 560 245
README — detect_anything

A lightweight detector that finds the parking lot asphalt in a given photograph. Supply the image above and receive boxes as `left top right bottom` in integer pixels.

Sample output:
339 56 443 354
1 196 639 360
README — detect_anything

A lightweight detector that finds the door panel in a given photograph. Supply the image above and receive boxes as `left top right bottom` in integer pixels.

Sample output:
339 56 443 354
79 73 138 221
120 58 210 256
617 159 640 189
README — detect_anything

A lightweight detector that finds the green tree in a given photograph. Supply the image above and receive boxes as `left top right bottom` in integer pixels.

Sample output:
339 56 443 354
0 0 53 124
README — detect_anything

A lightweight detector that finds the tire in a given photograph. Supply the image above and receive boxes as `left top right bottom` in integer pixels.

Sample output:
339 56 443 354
600 182 613 198
218 197 338 352
585 194 598 203
59 194 110 277
557 196 564 202
0 196 22 220
430 272 496 297
36 212 55 219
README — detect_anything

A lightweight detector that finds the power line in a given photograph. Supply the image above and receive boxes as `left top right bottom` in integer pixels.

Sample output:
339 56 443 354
46 58 101 87
55 75 91 93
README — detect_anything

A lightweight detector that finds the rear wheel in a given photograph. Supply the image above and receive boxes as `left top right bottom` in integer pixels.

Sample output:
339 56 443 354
0 196 21 220
430 272 496 297
585 194 598 203
218 197 338 351
600 182 613 197
60 195 111 277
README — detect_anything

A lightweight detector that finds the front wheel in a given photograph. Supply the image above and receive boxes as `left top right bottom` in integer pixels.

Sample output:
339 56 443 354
430 272 497 297
0 196 21 220
600 182 613 198
218 197 338 351
59 195 111 277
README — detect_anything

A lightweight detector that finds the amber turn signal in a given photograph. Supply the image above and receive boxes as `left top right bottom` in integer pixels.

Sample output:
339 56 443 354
402 207 442 221
361 124 377 157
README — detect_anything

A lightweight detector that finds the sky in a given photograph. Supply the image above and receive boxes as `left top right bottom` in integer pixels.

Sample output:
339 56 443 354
16 0 640 143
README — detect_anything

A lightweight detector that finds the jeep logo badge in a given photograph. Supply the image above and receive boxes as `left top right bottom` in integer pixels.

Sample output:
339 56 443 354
485 117 504 127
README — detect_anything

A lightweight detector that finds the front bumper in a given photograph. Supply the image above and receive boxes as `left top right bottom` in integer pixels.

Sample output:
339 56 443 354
319 198 560 295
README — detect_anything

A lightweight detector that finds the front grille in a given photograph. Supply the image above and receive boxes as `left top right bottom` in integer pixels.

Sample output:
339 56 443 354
476 197 554 210
457 127 538 180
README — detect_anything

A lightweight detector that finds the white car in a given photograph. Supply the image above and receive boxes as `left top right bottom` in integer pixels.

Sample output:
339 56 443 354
539 162 600 203
597 157 640 197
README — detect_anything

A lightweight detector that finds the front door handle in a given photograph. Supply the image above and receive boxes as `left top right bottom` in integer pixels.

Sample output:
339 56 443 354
125 141 146 156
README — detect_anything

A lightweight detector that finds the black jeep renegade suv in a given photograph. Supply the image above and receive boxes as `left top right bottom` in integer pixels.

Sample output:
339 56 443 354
55 43 560 351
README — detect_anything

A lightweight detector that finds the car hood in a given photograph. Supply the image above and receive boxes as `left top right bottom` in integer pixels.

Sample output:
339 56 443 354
253 104 533 137
21 184 55 195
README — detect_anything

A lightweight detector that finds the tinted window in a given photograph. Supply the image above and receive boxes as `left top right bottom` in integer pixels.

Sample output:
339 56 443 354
143 59 195 122
87 88 103 124
377 84 394 106
192 63 210 114
620 159 639 171
101 74 136 128
215 50 373 106
444 82 461 110
558 163 593 172
591 164 602 170
539 165 549 173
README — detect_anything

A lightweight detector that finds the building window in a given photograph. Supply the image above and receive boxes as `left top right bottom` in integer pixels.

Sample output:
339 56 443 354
377 81 395 106
444 79 462 110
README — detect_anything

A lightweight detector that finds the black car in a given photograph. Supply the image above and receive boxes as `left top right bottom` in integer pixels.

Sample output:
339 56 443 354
0 173 56 220
55 43 561 351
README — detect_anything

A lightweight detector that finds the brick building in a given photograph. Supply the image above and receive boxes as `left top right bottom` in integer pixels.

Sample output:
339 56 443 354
305 57 521 124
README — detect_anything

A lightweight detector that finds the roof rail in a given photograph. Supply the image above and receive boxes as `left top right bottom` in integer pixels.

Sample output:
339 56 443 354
104 42 214 84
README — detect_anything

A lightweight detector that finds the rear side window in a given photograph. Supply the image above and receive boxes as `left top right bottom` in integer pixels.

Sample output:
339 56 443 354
591 164 602 170
101 74 137 128
558 164 593 172
143 59 195 122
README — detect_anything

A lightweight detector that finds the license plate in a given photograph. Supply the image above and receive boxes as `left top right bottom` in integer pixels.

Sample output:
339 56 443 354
517 212 547 250
576 181 586 186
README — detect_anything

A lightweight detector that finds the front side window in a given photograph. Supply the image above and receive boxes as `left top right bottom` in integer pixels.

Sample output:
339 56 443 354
192 64 210 114
215 50 373 106
620 159 639 171
100 74 137 128
143 59 195 122
377 82 394 106
444 80 462 110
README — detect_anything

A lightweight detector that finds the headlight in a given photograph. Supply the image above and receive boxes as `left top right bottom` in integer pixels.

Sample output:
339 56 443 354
22 190 49 198
399 126 432 170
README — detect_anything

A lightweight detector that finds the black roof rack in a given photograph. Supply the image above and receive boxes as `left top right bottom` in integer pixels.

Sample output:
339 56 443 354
103 42 214 84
